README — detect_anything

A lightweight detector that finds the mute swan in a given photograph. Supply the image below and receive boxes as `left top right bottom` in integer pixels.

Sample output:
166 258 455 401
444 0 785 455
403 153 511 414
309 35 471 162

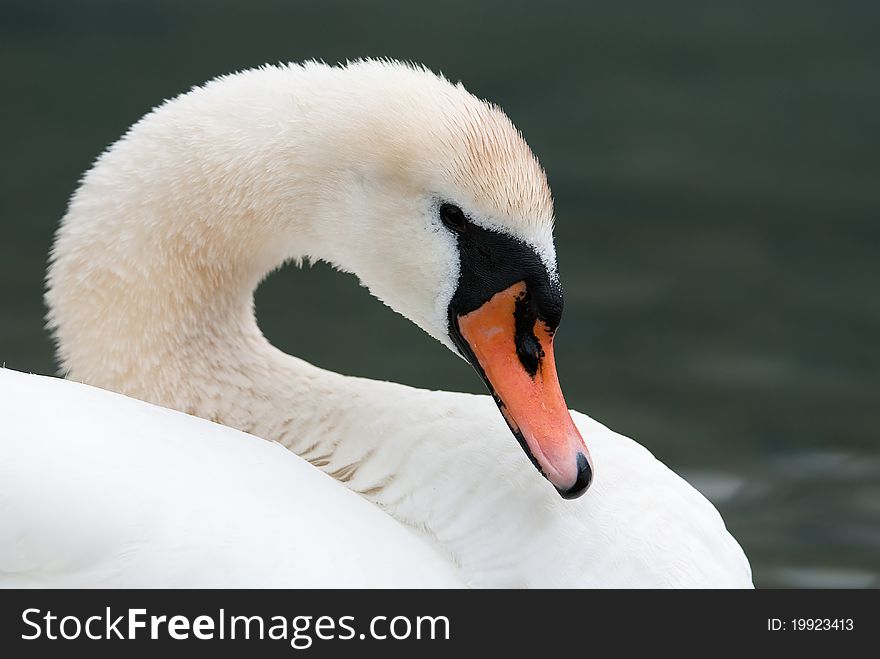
3 60 751 587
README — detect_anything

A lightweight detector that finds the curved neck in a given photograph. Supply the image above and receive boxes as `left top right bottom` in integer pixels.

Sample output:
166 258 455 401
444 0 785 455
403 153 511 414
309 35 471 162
46 66 587 586
49 68 347 405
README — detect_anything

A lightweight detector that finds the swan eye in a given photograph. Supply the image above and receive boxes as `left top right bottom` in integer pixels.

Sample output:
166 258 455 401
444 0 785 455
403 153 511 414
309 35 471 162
439 203 468 234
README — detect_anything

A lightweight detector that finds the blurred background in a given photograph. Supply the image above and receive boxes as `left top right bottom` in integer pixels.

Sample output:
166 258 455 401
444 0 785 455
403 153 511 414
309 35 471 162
1 0 878 587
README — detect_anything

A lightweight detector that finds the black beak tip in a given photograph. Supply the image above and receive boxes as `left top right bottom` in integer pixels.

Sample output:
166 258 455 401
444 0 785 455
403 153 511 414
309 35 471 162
556 452 593 500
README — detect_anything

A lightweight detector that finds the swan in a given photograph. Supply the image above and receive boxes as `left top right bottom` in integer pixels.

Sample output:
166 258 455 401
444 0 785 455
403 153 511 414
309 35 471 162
2 60 751 587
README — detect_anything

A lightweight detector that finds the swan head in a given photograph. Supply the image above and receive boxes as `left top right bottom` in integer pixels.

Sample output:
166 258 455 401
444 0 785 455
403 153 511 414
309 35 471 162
310 62 592 498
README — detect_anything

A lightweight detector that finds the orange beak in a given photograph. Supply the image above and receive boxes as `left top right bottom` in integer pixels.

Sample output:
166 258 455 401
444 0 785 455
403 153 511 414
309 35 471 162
454 282 593 498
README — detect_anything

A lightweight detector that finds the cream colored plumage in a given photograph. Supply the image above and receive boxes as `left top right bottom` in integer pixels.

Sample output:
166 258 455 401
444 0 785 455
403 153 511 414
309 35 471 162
2 60 752 587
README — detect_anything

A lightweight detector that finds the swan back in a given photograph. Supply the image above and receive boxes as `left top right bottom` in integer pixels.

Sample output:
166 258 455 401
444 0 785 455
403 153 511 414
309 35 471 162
0 368 461 587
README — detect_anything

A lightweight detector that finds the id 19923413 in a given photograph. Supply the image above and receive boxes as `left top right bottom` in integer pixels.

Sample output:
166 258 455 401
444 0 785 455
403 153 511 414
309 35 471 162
768 619 855 632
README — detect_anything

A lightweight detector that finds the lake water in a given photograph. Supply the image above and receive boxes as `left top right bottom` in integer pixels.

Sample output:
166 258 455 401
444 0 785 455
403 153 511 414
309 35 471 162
1 0 878 587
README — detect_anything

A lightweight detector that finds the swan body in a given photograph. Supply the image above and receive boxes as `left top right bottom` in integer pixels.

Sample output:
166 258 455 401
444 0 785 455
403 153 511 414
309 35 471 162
1 367 747 587
3 60 752 587
1 369 461 587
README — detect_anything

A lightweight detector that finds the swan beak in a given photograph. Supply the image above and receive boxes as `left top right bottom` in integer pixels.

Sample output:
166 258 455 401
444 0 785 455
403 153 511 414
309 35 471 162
455 282 593 498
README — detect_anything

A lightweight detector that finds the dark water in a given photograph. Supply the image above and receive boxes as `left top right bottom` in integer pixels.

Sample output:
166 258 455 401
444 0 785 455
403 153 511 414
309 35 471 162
1 0 878 587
